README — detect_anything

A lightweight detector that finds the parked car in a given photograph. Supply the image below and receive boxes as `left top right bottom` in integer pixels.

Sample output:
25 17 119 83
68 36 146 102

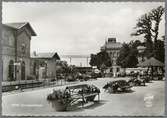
117 72 126 77
91 72 102 79
103 80 132 93
140 75 151 83
66 75 77 82
128 77 145 86
82 73 91 81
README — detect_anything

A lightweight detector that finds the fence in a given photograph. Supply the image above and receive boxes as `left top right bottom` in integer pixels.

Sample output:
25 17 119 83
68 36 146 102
2 79 79 92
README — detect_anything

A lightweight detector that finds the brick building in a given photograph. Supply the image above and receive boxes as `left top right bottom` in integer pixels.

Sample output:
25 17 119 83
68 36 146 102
2 22 36 81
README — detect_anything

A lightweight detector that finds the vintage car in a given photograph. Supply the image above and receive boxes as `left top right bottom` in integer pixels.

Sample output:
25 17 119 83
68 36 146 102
128 77 146 86
103 80 132 93
76 73 92 81
47 84 100 111
66 74 77 82
91 72 102 79
140 75 151 83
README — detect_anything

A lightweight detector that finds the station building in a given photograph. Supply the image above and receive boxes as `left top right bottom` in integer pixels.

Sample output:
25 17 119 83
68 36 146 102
2 22 36 81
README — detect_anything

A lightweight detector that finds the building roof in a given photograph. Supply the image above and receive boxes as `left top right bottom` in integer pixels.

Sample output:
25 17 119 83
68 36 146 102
3 22 37 36
60 55 90 58
31 52 60 60
137 57 164 67
101 42 122 50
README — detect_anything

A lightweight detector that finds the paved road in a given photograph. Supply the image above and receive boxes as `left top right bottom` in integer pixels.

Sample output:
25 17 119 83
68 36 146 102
2 77 165 116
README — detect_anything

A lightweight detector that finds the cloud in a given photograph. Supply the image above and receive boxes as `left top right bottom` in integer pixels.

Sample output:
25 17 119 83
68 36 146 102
3 2 165 55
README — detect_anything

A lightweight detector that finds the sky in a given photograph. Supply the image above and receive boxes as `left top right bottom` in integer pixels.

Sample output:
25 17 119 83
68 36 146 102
2 2 165 56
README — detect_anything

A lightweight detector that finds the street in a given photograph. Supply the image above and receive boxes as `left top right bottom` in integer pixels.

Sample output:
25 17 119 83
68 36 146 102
2 77 165 116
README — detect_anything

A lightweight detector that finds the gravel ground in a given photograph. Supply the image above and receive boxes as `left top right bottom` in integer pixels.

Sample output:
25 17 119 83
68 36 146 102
2 77 165 116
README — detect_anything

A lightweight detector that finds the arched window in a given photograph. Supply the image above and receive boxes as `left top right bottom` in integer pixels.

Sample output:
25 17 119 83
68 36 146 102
110 52 113 57
8 60 14 81
21 61 26 80
33 62 37 75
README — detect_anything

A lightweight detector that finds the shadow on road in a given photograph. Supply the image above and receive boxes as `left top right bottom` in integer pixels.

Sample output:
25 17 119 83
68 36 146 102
83 100 106 109
49 100 106 112
107 90 135 94
134 85 148 87
67 100 106 112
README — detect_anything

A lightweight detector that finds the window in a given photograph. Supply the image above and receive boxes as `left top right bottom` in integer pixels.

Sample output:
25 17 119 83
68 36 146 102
8 60 14 81
21 43 26 55
21 61 26 80
110 52 113 57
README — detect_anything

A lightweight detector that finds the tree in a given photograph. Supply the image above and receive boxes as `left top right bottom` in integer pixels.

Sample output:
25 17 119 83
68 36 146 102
116 43 130 68
149 6 164 44
116 42 138 68
153 37 165 63
56 60 68 74
129 40 143 48
131 6 164 59
131 14 153 56
89 50 112 70
89 54 97 67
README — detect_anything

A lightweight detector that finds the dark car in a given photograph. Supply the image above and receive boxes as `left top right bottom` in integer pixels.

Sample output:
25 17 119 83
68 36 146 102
82 74 92 81
66 75 77 82
128 77 145 86
141 75 152 82
91 72 102 79
103 80 132 93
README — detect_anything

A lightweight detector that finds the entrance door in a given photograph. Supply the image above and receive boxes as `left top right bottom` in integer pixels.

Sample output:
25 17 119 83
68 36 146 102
8 60 14 81
21 61 25 80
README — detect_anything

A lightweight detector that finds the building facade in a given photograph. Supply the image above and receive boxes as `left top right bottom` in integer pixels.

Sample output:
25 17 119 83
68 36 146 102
137 46 147 63
2 22 36 81
61 55 90 67
30 52 60 80
101 38 122 77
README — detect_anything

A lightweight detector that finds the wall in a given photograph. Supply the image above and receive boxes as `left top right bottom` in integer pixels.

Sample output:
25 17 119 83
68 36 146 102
16 29 31 80
30 58 58 80
46 59 56 78
2 27 15 81
2 26 31 81
2 27 15 56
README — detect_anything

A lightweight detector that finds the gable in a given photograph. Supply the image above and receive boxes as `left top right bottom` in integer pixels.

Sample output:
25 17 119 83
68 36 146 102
3 22 37 36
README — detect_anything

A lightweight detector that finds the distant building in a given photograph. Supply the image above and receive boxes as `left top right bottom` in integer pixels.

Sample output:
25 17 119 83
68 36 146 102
101 38 122 77
75 67 92 74
137 46 146 63
30 52 60 80
60 55 90 67
2 22 36 81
